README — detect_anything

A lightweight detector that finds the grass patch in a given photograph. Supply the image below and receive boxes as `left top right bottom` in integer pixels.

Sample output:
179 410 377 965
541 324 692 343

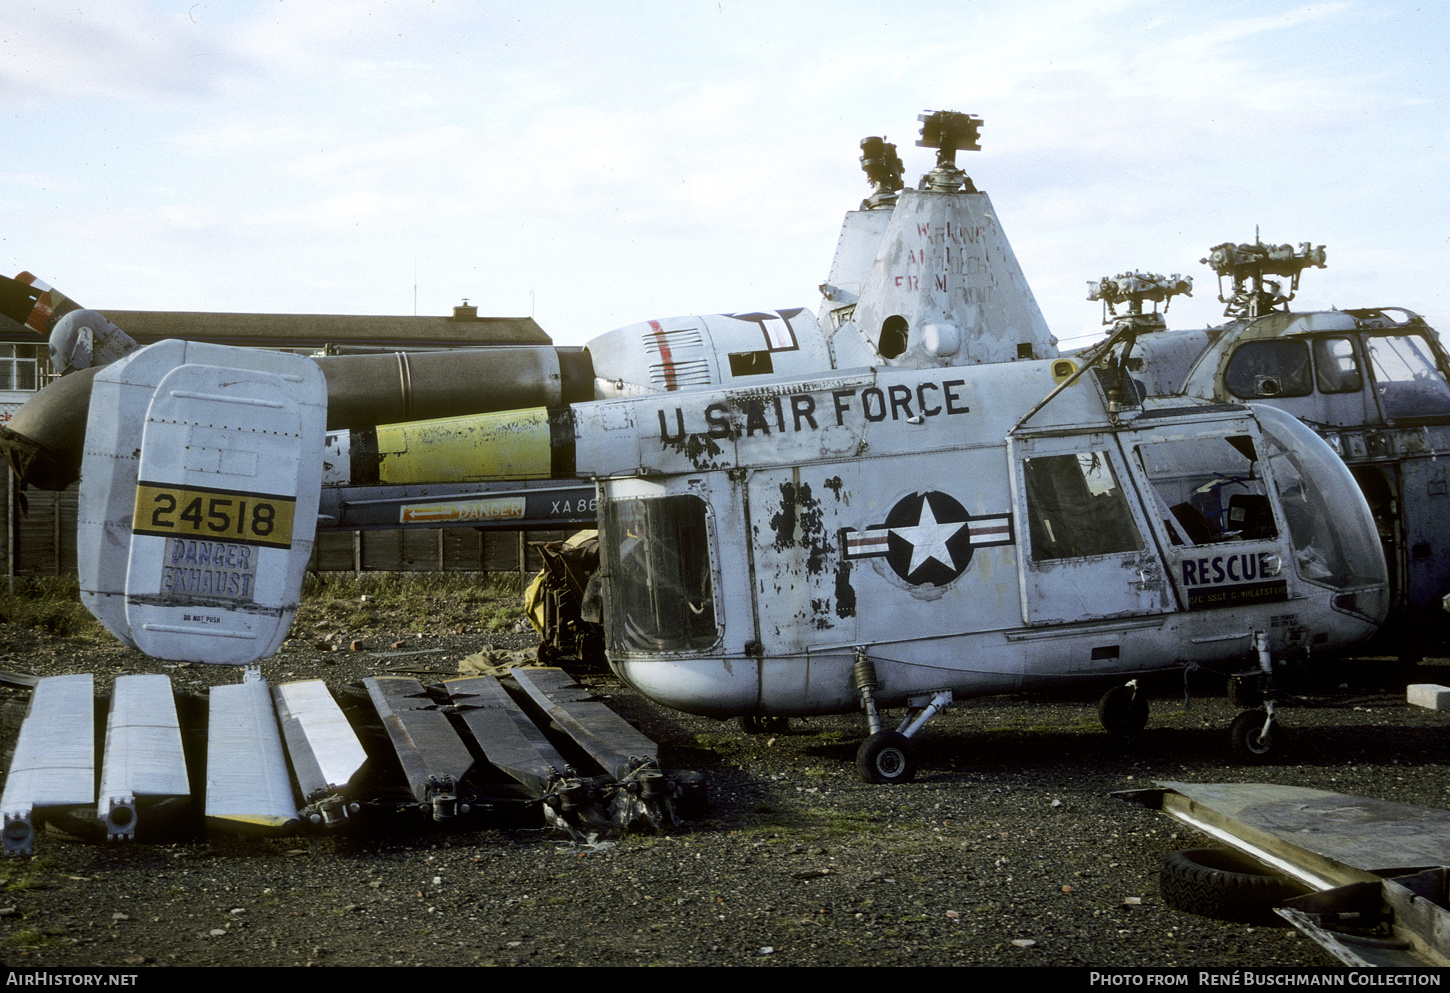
798 807 885 838
691 734 742 756
297 572 526 633
0 572 530 640
0 858 53 894
300 571 519 600
0 577 108 640
8 927 69 949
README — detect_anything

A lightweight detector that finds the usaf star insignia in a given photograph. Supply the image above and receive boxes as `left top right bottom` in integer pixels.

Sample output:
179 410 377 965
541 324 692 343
841 491 1013 587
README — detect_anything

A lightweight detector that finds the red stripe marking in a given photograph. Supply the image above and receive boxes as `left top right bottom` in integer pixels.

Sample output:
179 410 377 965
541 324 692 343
648 319 678 391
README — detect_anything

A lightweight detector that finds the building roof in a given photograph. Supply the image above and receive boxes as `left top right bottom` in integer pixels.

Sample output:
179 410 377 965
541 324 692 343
0 305 552 350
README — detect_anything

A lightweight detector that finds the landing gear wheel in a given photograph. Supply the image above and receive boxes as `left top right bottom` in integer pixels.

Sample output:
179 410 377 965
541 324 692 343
1159 848 1301 924
739 715 788 735
1229 709 1282 762
1097 684 1149 735
856 731 915 785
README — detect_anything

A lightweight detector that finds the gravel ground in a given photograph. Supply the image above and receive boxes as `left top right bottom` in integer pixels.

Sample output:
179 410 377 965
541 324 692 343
0 617 1447 970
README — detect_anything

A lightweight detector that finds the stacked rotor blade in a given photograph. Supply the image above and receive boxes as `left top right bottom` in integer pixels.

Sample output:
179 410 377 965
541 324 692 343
98 674 189 841
272 679 368 828
364 676 478 818
445 675 571 796
511 667 657 781
1 665 687 852
1 674 95 856
207 668 300 835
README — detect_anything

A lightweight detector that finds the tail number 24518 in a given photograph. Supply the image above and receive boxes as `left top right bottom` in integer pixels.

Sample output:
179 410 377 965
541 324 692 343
132 481 296 550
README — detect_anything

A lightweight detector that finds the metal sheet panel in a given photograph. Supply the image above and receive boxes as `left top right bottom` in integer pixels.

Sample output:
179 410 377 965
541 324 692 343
1 673 94 855
79 340 326 664
125 361 324 663
1136 781 1450 890
98 674 188 840
206 669 299 835
848 188 1056 366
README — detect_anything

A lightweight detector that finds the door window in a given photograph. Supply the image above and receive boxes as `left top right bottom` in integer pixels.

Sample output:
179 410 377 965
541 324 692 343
1022 451 1142 561
1225 341 1312 399
1254 404 1389 599
1312 337 1362 394
1134 435 1277 547
600 494 719 653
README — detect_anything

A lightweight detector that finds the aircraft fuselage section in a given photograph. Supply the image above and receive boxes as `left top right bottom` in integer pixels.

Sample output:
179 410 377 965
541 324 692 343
587 363 1387 719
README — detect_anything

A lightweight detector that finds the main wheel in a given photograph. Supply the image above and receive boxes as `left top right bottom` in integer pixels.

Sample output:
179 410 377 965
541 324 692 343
1229 709 1282 762
1097 683 1149 735
856 731 915 784
1160 848 1301 923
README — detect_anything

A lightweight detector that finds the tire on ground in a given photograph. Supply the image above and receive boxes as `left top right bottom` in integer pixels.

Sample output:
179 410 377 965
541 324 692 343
1159 847 1302 924
1229 709 1284 763
856 730 915 784
1098 683 1149 735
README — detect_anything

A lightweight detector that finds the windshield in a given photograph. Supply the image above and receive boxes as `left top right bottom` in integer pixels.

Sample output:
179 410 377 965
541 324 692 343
1252 405 1388 610
1365 334 1450 420
601 494 719 654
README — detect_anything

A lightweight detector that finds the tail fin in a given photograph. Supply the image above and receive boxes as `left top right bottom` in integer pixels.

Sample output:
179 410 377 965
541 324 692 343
0 272 81 335
80 340 327 665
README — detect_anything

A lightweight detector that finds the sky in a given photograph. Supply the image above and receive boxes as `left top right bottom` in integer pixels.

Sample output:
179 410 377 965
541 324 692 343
2 1 1447 351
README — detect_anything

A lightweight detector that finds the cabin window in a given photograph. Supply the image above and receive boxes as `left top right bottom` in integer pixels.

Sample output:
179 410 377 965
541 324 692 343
1023 452 1143 560
727 350 774 377
878 316 909 359
600 494 719 654
1312 337 1362 394
1134 435 1277 546
0 344 40 391
1364 334 1450 420
1224 341 1312 399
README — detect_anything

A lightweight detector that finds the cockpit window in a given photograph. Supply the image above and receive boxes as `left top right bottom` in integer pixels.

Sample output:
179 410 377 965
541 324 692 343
601 494 719 654
1365 334 1450 420
1135 435 1277 546
1312 337 1363 394
1225 341 1312 399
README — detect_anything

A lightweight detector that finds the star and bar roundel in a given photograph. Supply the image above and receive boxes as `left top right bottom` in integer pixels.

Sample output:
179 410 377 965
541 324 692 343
840 491 1014 587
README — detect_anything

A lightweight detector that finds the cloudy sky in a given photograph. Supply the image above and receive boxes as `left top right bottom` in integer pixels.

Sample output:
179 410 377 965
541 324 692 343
3 1 1446 350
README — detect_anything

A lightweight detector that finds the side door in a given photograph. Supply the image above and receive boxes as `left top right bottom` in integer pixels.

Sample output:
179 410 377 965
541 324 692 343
1010 432 1171 626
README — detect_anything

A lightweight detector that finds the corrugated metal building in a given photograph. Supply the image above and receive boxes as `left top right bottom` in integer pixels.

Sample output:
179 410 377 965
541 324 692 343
0 303 572 578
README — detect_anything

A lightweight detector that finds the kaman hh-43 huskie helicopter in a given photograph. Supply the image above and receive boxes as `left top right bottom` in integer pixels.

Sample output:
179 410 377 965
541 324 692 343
0 112 1392 783
1091 244 1450 662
